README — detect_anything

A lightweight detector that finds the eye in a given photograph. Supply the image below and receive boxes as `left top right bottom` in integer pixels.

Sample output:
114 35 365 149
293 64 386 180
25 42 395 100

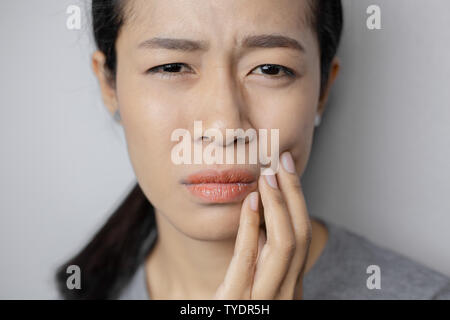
146 63 296 80
146 63 193 79
251 64 296 78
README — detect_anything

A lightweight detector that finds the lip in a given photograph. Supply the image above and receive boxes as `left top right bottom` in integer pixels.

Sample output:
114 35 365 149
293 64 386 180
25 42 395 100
182 169 257 203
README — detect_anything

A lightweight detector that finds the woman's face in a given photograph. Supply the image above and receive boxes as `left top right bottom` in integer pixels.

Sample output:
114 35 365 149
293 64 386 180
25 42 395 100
94 0 337 240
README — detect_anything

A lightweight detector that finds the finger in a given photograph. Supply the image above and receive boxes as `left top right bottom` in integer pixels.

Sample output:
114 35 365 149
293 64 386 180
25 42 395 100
251 173 296 299
256 225 267 262
216 191 260 299
276 151 312 296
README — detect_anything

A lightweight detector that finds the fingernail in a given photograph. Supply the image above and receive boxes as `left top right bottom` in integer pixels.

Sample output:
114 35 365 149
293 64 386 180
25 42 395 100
249 192 259 211
264 174 278 189
281 151 296 174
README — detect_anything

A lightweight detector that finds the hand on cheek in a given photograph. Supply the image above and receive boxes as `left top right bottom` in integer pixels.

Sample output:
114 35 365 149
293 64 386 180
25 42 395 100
214 151 312 300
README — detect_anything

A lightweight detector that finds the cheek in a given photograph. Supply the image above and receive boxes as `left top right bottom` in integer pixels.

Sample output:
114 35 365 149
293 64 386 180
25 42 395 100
249 83 319 173
117 72 183 155
116 81 183 204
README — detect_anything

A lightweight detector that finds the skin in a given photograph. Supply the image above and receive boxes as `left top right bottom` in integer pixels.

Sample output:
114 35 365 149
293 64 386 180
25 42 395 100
93 0 340 299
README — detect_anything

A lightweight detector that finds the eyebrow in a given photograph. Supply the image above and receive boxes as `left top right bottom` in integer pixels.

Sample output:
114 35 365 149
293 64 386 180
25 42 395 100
137 34 305 53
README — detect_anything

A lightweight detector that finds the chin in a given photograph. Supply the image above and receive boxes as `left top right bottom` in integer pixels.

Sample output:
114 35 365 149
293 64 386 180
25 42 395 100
176 204 244 241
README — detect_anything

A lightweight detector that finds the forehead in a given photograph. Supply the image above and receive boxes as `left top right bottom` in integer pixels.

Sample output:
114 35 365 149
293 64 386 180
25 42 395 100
120 0 315 48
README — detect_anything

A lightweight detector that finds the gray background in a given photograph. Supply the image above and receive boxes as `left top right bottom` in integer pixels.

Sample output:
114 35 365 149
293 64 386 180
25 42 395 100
0 0 449 299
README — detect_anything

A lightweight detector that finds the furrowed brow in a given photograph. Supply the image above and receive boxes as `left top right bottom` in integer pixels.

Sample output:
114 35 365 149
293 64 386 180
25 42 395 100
138 37 209 51
241 34 305 53
137 34 305 53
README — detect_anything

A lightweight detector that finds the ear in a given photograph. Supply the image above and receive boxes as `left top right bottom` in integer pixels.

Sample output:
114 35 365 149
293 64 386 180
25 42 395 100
317 56 341 116
92 50 119 118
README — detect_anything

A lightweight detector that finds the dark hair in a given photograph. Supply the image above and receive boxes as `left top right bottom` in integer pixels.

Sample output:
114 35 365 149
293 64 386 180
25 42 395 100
55 0 343 299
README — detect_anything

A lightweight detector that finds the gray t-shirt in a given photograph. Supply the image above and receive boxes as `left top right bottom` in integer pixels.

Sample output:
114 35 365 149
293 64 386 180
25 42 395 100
119 217 450 299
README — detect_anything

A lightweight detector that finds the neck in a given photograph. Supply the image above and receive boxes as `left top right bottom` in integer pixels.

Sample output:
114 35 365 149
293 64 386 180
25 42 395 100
145 210 328 299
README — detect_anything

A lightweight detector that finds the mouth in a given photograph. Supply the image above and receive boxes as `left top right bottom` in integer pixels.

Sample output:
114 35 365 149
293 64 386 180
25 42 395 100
181 168 257 203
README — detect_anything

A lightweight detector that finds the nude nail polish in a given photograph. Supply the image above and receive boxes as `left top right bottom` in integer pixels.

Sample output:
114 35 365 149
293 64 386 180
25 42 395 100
249 192 258 211
264 174 278 189
281 151 296 174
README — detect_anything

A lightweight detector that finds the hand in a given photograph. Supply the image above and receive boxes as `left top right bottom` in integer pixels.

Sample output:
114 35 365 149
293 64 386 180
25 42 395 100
214 151 312 300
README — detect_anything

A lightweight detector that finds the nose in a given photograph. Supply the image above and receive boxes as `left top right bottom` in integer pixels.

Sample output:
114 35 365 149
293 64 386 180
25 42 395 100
192 66 253 147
